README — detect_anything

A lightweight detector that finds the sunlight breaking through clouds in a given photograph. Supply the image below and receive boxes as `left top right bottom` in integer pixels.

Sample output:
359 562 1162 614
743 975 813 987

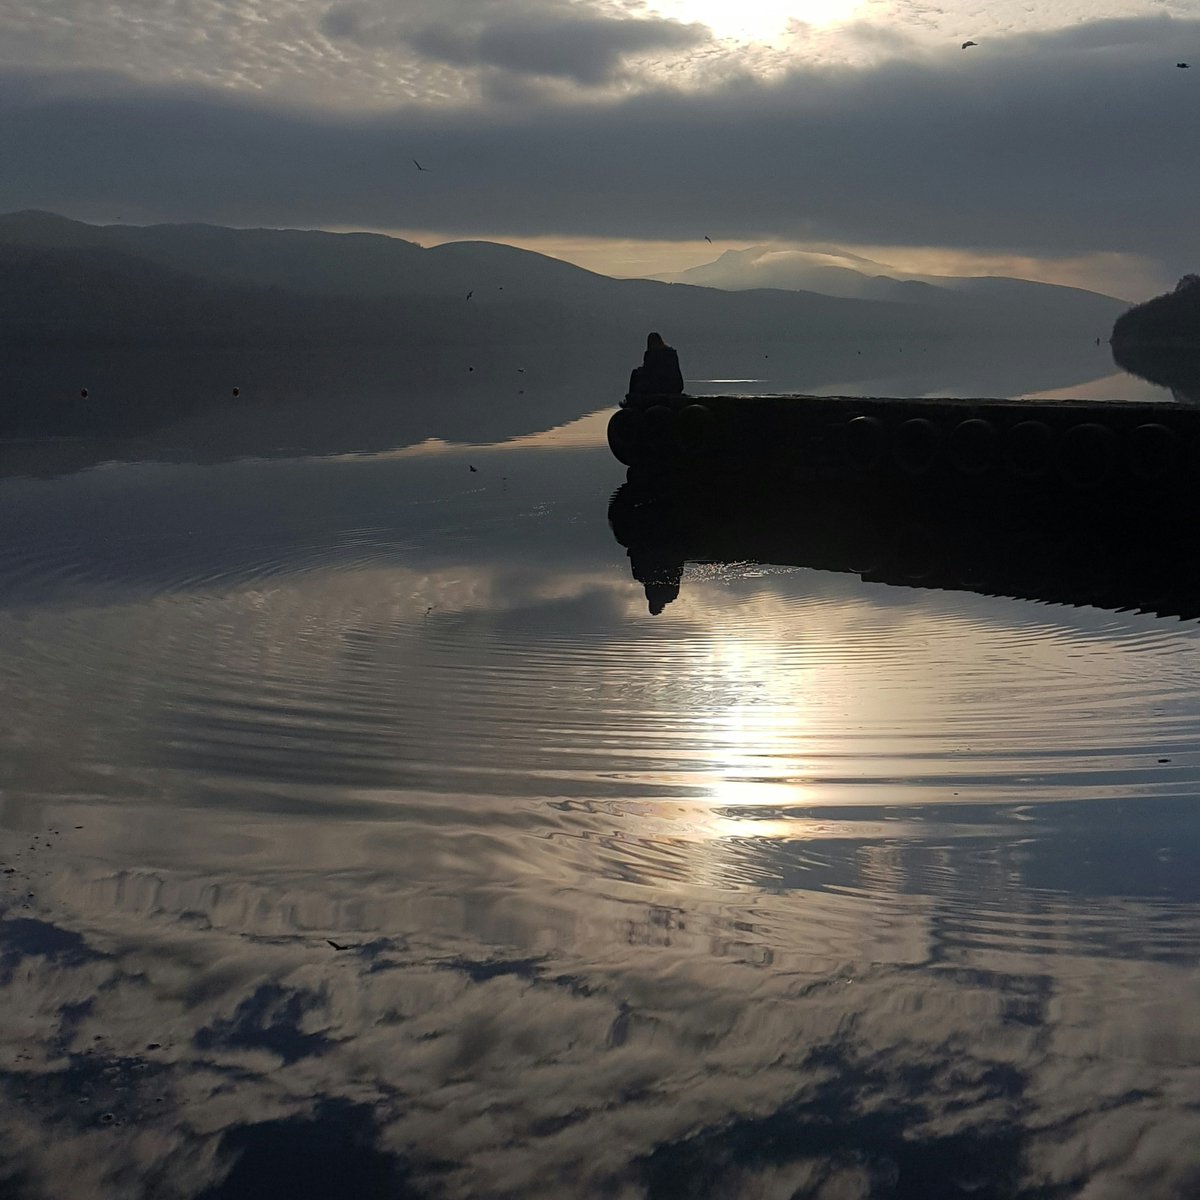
1 0 1196 109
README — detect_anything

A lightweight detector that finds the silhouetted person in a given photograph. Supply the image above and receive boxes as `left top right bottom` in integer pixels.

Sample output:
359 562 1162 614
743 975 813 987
628 332 684 396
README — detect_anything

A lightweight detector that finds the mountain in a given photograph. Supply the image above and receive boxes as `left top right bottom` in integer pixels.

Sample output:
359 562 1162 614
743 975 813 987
651 246 1126 335
0 209 427 297
0 209 617 304
651 247 927 301
0 212 1125 347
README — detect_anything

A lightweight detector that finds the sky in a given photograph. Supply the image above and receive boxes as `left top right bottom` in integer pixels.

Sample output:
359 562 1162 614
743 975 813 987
1 0 1198 296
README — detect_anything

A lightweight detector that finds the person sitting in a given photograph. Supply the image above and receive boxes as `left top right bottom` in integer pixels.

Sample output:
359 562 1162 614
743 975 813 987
628 332 684 397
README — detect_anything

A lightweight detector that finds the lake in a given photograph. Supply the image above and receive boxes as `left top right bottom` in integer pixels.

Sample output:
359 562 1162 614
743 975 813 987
1 342 1198 1199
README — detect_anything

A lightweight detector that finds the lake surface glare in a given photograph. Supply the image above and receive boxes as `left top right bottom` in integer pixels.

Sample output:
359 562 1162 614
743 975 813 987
1 352 1199 1199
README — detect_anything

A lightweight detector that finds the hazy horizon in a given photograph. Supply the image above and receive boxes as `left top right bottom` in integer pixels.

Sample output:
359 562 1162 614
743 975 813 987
3 208 1171 303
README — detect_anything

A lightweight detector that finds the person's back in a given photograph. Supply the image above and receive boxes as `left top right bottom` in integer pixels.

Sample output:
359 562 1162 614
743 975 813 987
629 332 684 396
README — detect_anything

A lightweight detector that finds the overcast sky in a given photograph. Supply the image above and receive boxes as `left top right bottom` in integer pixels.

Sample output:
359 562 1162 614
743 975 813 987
1 0 1197 293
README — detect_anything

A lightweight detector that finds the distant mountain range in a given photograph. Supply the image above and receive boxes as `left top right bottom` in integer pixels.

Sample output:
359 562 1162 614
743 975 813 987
0 211 1126 350
650 245 1128 329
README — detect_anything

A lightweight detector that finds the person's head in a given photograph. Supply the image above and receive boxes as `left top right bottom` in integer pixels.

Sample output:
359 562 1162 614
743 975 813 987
646 332 666 350
644 581 679 615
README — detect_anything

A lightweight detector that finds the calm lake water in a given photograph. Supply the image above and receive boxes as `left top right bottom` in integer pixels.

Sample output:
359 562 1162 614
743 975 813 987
1 344 1198 1199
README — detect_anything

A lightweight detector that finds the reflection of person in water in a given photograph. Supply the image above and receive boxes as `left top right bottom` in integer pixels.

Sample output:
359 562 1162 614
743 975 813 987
610 480 687 614
628 332 685 397
628 546 684 615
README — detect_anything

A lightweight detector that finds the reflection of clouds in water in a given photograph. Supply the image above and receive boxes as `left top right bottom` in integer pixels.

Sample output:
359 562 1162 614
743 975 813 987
1 832 1200 1198
3 450 1200 1194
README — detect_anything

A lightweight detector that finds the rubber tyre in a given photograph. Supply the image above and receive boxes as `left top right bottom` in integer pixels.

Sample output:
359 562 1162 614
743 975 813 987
1002 420 1054 480
948 418 998 475
1129 422 1179 482
843 415 886 471
1060 422 1117 488
676 403 715 456
893 418 941 476
607 407 651 466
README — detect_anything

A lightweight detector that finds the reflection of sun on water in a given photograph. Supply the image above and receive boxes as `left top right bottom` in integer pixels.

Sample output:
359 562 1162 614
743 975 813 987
689 629 825 832
650 0 863 44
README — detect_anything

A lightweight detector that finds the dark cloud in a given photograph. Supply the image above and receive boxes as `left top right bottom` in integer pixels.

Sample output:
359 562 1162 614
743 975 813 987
1 16 1199 264
409 15 708 84
320 3 709 85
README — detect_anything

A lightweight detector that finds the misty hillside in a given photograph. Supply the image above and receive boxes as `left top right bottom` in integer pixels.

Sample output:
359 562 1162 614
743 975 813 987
0 210 613 303
652 247 929 301
0 211 1123 349
652 246 1126 333
0 210 428 298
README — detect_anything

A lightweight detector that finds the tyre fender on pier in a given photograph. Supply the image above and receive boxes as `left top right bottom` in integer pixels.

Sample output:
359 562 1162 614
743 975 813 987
893 418 941 476
1128 422 1180 482
676 403 715 455
843 415 886 471
948 418 998 475
607 406 650 466
1059 422 1117 488
1002 420 1054 480
644 404 675 444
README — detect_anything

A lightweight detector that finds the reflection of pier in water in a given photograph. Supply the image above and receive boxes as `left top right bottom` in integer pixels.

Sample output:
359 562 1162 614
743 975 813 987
609 475 1200 620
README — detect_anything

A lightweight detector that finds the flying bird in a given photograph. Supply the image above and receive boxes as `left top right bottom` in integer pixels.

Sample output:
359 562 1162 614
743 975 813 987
1178 62 1190 68
704 235 712 243
413 158 431 171
961 40 977 49
469 464 477 472
466 290 473 300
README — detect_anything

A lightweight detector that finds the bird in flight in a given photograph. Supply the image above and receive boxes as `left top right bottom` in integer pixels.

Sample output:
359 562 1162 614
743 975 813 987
1178 62 1190 68
466 290 473 300
704 235 712 243
961 40 977 49
413 158 431 171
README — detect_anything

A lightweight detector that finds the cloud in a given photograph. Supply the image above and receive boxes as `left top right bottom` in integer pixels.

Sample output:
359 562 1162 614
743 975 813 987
321 2 710 85
2 830 1200 1200
1 16 1199 264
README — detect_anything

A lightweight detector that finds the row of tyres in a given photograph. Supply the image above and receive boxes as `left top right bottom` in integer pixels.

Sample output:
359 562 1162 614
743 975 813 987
845 414 1183 487
608 400 1187 488
607 402 716 466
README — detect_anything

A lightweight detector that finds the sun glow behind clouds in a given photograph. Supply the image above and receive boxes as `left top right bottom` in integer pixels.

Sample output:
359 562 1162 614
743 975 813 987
649 0 862 44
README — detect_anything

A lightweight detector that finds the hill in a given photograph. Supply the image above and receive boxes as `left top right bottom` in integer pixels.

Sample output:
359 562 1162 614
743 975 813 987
1111 275 1200 348
0 212 1124 348
652 245 1126 337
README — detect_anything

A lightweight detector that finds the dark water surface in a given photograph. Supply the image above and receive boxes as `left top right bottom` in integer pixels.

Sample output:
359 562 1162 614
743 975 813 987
1 347 1199 1199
